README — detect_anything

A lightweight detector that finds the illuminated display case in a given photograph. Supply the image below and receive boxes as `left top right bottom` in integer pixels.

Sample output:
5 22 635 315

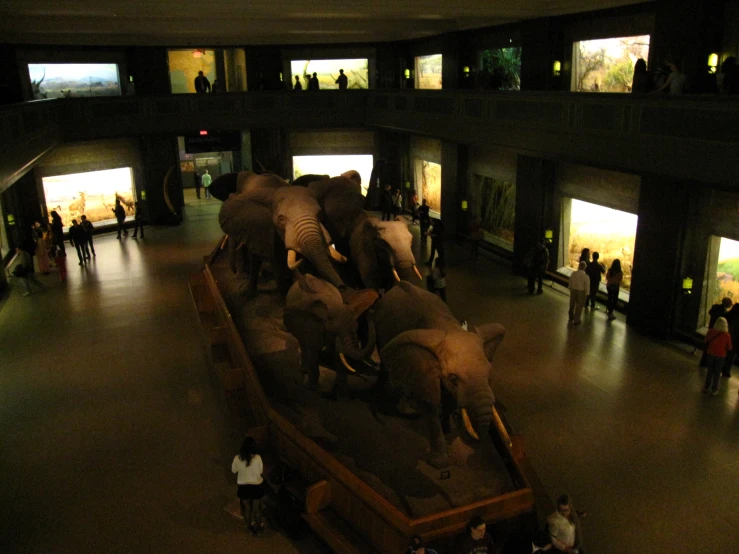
413 159 442 216
43 168 136 231
571 35 650 93
415 54 442 90
28 63 121 100
293 155 373 196
289 59 369 90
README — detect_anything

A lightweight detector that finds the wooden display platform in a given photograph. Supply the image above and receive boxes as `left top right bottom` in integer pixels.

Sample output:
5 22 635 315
189 243 535 553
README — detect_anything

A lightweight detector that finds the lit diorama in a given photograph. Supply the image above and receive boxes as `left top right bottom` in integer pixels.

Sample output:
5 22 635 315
563 199 637 291
28 63 121 100
290 59 369 90
703 236 739 325
189 169 533 551
478 47 521 90
571 35 650 92
415 54 442 89
413 159 442 215
168 49 247 93
293 155 373 196
473 174 515 247
43 167 135 231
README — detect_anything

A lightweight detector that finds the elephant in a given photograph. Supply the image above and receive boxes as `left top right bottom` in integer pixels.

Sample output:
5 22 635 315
219 172 346 296
374 281 505 469
308 175 364 241
284 274 379 395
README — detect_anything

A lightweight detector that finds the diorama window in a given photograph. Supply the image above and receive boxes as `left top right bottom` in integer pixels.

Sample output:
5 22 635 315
290 59 368 90
474 175 515 249
415 55 442 90
28 63 121 100
43 168 135 231
477 47 521 90
571 35 650 93
293 155 374 196
560 198 637 299
413 159 441 216
168 49 247 94
700 236 739 328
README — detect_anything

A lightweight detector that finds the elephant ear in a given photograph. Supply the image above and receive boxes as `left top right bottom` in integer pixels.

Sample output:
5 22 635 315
341 288 379 317
380 329 446 405
474 322 506 363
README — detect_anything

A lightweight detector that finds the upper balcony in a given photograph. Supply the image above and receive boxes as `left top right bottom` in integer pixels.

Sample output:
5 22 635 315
1 90 737 191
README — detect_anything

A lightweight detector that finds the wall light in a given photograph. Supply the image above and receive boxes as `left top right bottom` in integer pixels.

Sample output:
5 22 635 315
682 277 694 295
404 69 410 79
192 49 204 58
544 229 554 242
461 200 468 211
463 66 470 75
405 181 411 189
708 53 719 73
553 61 561 77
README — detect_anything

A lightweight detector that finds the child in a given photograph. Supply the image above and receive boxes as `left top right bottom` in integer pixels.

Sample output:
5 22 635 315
55 249 68 282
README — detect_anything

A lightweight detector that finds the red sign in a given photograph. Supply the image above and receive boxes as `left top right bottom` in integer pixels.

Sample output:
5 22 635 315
199 130 208 136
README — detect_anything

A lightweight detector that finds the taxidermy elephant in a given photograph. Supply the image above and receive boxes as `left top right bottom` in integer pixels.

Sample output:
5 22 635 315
309 175 364 241
348 215 423 290
284 275 378 395
375 281 505 469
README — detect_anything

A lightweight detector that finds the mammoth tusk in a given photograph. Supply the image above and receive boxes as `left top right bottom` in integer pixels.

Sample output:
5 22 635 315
461 409 480 440
339 353 357 373
413 265 423 280
329 246 347 263
287 249 303 270
392 268 401 282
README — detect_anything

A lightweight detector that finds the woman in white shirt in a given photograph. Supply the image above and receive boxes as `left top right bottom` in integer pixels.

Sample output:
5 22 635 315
232 436 264 534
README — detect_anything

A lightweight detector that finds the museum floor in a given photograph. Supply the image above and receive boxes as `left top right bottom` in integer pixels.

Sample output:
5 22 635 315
2 194 738 554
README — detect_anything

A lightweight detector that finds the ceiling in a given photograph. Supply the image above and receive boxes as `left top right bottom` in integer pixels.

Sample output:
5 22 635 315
0 0 650 46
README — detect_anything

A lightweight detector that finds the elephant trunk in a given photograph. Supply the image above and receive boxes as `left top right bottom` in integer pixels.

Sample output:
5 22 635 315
394 262 418 283
341 318 376 360
292 216 343 288
464 384 494 440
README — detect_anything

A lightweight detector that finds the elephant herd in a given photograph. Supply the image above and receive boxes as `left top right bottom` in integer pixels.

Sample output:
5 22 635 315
213 169 506 470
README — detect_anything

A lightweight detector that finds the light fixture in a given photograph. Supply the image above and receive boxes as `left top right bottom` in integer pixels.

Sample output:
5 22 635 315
682 277 694 295
461 200 468 211
544 229 553 242
404 69 410 79
708 53 719 73
463 66 470 75
553 61 561 77
405 181 411 189
193 49 204 58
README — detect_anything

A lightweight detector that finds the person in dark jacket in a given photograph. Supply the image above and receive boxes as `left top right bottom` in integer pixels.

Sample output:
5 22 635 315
585 252 605 309
381 185 393 221
524 241 549 295
335 69 348 90
80 215 96 257
308 72 319 91
113 199 127 239
721 303 739 378
68 219 90 265
425 219 445 266
194 71 211 93
193 170 202 199
708 297 733 329
418 199 431 242
50 210 65 255
132 202 145 239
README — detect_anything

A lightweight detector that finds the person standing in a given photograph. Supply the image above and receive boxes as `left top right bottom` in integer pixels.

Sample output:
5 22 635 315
12 246 45 296
703 317 732 396
721 304 739 378
132 202 145 239
55 249 68 282
68 219 90 265
309 72 320 90
426 219 445 266
335 69 348 90
410 190 419 224
193 170 202 199
201 168 213 200
113 199 127 239
418 199 431 241
80 215 96 257
524 241 549 295
585 252 605 309
578 248 591 265
35 223 52 274
293 75 302 90
631 58 651 93
456 515 495 554
568 261 589 325
547 494 584 553
232 436 265 535
392 188 403 219
194 70 211 94
381 185 393 221
605 259 623 320
50 210 66 255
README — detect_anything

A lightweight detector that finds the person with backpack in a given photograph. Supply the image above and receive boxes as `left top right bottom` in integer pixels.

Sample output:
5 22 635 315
232 436 265 535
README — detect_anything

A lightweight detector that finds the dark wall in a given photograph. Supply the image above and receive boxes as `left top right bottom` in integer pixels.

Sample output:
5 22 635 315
0 45 24 104
138 135 182 225
126 47 170 95
245 47 283 91
1 171 42 254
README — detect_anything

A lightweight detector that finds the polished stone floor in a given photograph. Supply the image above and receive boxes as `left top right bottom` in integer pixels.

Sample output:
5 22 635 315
1 197 737 554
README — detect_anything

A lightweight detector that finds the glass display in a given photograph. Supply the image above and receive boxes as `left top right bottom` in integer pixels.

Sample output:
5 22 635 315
168 49 216 94
290 59 369 90
43 168 135 231
571 35 650 93
710 237 739 313
413 159 442 215
415 54 442 89
478 47 521 90
474 175 515 245
566 199 637 290
293 155 373 196
28 63 121 100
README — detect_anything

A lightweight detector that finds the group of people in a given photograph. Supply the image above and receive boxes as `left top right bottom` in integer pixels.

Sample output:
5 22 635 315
381 185 404 221
568 248 623 324
701 296 739 396
193 168 213 200
293 69 349 91
631 56 739 95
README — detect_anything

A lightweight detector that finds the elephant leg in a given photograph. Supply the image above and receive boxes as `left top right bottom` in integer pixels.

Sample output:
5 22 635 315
425 405 449 469
228 239 238 274
325 352 349 400
240 254 262 297
285 313 324 389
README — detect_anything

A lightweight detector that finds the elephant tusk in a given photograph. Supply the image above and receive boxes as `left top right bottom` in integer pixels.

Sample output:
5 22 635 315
413 265 423 280
220 235 229 251
235 241 245 251
287 249 303 270
461 409 480 440
329 246 347 263
392 268 401 282
339 353 357 373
